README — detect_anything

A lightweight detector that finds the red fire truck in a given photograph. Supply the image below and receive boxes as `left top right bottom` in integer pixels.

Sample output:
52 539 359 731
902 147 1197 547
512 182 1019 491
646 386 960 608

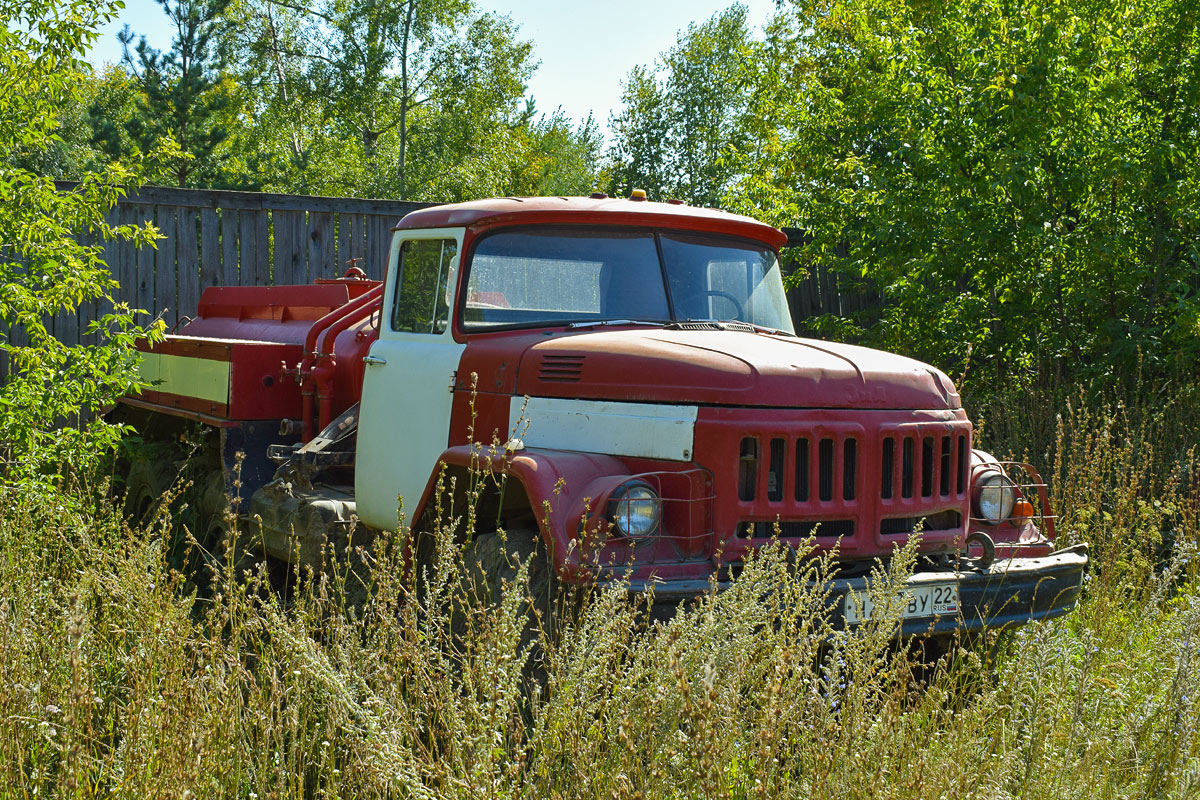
120 194 1088 633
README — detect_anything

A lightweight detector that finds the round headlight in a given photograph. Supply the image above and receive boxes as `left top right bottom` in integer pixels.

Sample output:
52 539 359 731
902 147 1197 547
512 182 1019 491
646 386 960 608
607 481 661 539
975 471 1016 524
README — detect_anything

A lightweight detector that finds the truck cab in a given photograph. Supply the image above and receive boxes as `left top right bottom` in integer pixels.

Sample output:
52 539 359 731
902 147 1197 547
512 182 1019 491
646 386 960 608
122 195 1088 634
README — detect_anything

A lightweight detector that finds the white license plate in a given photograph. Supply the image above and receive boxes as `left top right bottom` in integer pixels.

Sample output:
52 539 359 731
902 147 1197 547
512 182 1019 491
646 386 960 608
844 582 960 624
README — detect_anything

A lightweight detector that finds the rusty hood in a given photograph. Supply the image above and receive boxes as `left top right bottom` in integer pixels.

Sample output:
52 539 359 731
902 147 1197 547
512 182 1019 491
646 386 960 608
512 328 961 410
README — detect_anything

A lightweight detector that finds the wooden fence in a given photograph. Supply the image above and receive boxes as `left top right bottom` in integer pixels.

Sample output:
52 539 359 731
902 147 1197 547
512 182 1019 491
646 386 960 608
779 231 881 328
49 184 431 343
2 185 879 383
783 259 882 326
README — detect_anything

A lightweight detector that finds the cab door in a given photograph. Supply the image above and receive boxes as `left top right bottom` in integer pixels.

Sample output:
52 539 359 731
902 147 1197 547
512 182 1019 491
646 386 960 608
356 228 465 530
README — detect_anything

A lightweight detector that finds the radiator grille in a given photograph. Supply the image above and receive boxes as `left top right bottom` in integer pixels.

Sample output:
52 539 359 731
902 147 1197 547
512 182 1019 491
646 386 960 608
737 433 861 508
736 430 968 506
880 431 968 504
719 416 971 552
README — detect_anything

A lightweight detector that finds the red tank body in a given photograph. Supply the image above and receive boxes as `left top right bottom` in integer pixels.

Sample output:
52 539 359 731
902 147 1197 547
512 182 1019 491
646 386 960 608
132 275 381 430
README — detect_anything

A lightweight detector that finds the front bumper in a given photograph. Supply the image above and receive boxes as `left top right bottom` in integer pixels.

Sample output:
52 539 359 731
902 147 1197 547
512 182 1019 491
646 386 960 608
617 543 1089 635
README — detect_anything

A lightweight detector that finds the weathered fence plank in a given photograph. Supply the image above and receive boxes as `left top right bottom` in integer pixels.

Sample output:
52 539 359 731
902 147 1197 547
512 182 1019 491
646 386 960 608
350 215 367 267
155 205 177 324
274 210 306 285
253 211 270 286
117 204 138 314
54 230 85 347
9 320 26 359
239 210 259 287
307 212 333 281
134 206 156 318
177 207 200 326
199 208 220 288
374 215 395 280
362 215 380 280
348 213 363 269
335 213 354 271
221 209 240 287
88 206 122 346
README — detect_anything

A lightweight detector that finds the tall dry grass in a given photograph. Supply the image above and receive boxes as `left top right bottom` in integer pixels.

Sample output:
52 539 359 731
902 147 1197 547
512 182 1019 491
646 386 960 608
1 385 1198 798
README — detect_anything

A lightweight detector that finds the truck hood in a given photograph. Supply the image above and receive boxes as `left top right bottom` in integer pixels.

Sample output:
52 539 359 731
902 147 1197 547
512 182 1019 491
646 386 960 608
512 328 960 410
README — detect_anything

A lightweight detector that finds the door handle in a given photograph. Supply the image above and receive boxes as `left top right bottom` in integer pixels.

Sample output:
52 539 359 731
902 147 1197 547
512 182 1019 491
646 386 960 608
363 354 387 366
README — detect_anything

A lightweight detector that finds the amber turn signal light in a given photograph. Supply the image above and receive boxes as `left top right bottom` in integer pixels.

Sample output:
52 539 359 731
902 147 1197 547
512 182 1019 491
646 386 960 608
1012 499 1036 522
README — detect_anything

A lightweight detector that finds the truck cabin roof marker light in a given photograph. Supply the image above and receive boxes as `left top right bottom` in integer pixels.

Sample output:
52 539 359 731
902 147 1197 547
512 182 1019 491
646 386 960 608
629 188 648 201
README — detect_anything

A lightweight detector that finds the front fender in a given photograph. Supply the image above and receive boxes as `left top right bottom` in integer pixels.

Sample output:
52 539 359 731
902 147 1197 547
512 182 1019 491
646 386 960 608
410 445 633 582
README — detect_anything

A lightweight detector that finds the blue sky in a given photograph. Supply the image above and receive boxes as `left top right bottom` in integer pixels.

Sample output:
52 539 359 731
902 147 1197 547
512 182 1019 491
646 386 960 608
87 0 779 136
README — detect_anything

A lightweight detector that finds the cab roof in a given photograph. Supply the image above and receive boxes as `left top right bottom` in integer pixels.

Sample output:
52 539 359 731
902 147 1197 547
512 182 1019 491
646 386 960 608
394 195 788 250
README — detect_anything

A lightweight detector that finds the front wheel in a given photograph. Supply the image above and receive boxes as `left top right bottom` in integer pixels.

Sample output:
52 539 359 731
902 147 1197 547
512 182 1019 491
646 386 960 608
461 526 561 640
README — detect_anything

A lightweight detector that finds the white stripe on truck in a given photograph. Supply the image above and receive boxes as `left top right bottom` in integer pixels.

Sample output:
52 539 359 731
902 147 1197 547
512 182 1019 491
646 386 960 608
510 396 698 461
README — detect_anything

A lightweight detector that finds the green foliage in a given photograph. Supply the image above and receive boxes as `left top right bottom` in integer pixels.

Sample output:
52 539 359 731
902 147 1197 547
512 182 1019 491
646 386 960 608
0 0 164 482
517 109 605 197
607 5 754 206
729 0 1200 389
83 65 145 169
7 63 148 182
119 0 237 187
213 0 601 201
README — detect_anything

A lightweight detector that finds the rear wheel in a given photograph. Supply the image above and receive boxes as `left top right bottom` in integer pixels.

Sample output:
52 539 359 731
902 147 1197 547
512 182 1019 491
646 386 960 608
123 448 176 526
199 468 249 551
193 469 235 575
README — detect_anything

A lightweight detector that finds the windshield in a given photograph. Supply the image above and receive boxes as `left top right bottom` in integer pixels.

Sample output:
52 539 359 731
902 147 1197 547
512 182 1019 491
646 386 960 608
461 227 794 333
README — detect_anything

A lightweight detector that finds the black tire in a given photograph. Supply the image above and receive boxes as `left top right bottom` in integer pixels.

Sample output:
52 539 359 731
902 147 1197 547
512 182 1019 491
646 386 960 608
192 468 283 591
195 469 234 552
123 451 175 526
460 527 570 676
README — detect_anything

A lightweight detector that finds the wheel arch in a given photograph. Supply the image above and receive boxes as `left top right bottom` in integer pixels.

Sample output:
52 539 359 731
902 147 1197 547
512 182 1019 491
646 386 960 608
409 445 633 582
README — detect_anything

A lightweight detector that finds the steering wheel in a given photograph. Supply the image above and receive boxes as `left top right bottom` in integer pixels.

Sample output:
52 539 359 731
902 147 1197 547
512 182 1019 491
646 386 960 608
678 289 745 320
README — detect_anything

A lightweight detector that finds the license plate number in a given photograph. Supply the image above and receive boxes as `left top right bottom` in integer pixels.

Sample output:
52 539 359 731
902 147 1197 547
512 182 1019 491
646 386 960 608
844 582 959 624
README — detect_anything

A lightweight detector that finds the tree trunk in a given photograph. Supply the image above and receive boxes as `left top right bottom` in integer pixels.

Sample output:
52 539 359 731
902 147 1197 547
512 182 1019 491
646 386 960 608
397 0 416 199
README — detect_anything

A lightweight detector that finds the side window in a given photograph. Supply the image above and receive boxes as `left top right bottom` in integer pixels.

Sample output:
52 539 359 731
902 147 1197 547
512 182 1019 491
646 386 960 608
392 238 457 334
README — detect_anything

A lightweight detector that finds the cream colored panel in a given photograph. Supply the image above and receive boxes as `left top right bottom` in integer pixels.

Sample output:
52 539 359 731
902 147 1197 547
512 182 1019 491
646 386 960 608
511 397 698 461
138 352 230 404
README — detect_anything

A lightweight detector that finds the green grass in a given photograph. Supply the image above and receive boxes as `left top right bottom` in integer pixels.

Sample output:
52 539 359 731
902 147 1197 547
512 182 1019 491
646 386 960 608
0 386 1197 799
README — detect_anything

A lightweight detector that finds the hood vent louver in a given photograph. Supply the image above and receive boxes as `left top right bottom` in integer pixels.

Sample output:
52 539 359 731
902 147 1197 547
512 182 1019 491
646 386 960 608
538 353 586 383
670 320 755 332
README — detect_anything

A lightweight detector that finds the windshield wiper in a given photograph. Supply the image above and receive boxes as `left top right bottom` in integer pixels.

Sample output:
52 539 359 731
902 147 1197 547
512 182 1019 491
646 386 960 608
664 318 797 337
566 319 669 330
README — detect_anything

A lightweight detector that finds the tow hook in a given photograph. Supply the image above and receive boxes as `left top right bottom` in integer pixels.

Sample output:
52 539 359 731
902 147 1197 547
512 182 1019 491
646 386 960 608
964 530 996 570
